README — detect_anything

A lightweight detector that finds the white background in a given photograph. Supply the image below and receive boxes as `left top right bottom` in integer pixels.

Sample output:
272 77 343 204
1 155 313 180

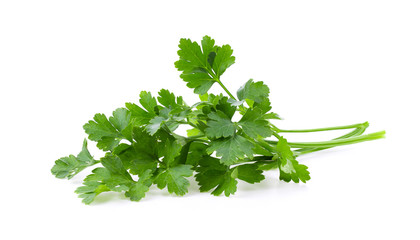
1 0 419 239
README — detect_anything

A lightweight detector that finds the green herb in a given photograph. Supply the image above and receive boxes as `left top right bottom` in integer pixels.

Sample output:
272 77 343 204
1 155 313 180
52 36 385 204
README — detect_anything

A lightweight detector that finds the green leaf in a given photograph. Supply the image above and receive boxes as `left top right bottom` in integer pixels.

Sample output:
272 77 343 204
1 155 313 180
125 102 155 125
205 111 236 138
252 98 281 120
132 127 157 155
51 139 98 179
125 169 153 201
185 142 208 167
186 128 201 137
253 98 272 113
83 108 131 151
139 91 158 114
175 37 216 95
157 89 177 108
159 139 182 166
215 96 237 119
211 174 238 197
195 156 238 196
89 160 132 193
96 137 120 151
155 165 194 196
172 141 193 166
181 72 215 95
112 143 135 167
146 116 166 135
75 159 134 205
145 112 182 136
100 153 133 181
83 114 121 141
75 181 110 205
207 93 224 106
236 164 265 184
212 44 235 77
130 127 159 175
237 79 270 104
109 108 130 132
175 38 207 71
113 137 159 178
175 36 235 94
275 137 311 183
207 135 254 165
201 35 216 65
238 108 272 138
145 96 186 135
195 156 229 192
257 161 278 171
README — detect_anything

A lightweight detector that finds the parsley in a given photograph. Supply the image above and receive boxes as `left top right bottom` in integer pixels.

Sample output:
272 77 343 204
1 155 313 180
52 36 385 204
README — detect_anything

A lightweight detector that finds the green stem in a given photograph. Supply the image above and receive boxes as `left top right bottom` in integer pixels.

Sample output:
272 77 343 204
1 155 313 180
186 118 200 130
233 155 274 164
188 138 209 143
287 131 385 148
295 125 368 155
187 134 206 139
215 78 236 100
249 155 274 161
209 75 385 157
255 137 275 152
272 132 282 140
177 120 189 124
275 122 369 133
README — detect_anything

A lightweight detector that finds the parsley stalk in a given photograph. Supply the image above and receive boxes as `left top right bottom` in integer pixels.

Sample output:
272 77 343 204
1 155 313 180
212 65 384 156
272 122 369 133
215 77 237 100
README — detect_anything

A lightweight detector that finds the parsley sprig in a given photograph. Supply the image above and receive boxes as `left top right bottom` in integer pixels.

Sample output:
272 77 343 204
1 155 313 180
52 36 385 204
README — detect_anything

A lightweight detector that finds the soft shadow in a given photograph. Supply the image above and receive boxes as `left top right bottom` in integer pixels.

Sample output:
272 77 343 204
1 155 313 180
235 171 309 198
82 172 311 204
90 192 127 205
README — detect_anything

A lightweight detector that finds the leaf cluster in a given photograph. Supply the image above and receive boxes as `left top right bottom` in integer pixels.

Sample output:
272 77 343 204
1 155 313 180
52 36 383 204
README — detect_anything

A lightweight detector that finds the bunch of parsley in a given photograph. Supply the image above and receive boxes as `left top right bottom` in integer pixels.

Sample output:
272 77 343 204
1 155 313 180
52 36 385 204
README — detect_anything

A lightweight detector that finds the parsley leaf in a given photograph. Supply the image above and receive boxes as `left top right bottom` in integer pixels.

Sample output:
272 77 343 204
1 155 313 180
157 89 178 108
83 108 131 151
125 169 153 201
237 79 270 104
142 90 188 135
195 161 264 197
128 127 159 175
159 139 183 166
51 139 98 179
155 165 194 196
207 135 254 165
75 154 134 204
125 92 157 126
139 91 158 113
212 44 235 77
205 111 236 138
175 37 215 94
275 137 311 183
146 116 167 135
211 174 238 197
195 156 238 197
74 181 109 205
238 107 272 138
175 36 235 94
236 164 265 184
